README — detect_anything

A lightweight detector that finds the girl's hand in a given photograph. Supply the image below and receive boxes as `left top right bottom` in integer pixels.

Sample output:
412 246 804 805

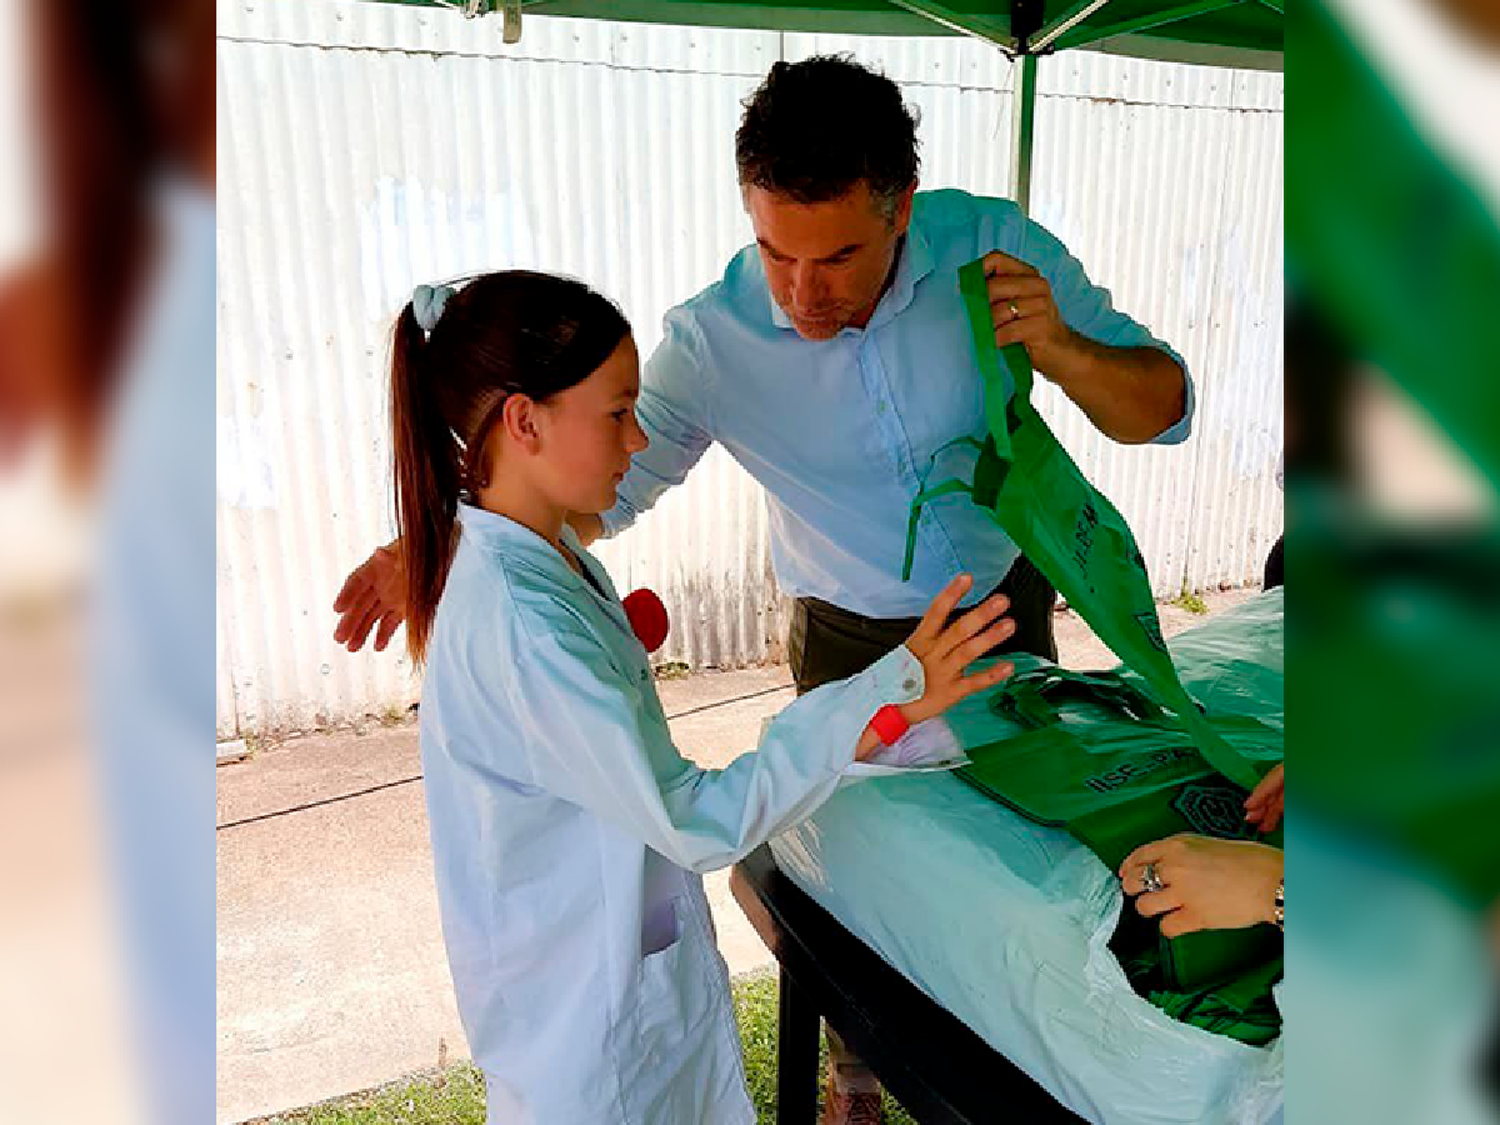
853 574 1016 762
901 574 1017 726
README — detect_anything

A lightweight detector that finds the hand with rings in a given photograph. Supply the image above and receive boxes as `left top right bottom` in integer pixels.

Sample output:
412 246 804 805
1119 833 1284 938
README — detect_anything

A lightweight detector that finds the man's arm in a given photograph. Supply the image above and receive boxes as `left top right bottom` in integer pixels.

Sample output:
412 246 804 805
983 245 1191 445
1031 330 1185 445
596 308 717 538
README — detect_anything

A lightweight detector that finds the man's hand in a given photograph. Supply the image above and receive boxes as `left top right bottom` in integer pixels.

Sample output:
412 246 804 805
983 250 1073 369
1120 834 1284 938
981 249 1186 444
332 540 407 653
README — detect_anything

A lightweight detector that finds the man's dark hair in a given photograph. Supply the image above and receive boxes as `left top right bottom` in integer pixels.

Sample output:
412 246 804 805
735 55 920 217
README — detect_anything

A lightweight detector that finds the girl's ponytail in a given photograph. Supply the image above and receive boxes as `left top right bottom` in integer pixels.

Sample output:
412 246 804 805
390 303 460 665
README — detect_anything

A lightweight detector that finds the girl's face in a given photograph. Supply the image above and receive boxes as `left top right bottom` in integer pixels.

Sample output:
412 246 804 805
531 335 649 515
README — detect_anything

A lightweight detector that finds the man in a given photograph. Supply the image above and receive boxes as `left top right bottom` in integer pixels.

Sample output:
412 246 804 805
335 54 1192 1124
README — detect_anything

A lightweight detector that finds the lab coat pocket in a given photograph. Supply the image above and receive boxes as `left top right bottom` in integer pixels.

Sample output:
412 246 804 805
641 887 681 955
630 898 712 1069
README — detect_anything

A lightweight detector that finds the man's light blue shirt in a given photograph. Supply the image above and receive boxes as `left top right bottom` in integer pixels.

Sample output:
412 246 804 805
602 189 1194 619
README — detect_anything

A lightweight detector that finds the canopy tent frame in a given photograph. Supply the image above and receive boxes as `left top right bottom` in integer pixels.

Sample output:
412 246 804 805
364 0 1279 215
411 0 1281 62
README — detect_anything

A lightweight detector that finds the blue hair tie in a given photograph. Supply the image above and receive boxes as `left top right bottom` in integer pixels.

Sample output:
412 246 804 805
412 283 456 333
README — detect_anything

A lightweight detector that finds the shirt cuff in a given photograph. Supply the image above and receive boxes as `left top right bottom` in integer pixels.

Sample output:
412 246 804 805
859 643 925 708
843 716 970 783
827 645 925 779
1148 345 1195 445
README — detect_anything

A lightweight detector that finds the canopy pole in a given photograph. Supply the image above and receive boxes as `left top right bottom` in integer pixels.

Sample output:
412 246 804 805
1010 53 1038 216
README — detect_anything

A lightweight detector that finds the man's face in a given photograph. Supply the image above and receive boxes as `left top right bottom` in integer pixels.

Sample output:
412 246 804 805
744 182 914 341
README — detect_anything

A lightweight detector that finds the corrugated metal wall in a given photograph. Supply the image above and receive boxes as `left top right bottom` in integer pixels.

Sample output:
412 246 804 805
216 0 1283 736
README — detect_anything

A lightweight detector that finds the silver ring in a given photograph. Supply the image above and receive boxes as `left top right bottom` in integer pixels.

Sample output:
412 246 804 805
1007 300 1021 320
1141 863 1165 895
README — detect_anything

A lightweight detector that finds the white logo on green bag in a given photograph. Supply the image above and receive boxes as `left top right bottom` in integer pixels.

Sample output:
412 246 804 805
1083 747 1196 793
1173 784 1253 838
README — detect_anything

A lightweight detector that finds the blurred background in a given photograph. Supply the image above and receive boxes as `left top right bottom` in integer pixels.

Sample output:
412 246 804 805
0 1 213 1123
1285 0 1500 1120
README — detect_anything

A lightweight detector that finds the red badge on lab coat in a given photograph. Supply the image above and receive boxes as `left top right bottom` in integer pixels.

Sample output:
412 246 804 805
623 588 670 653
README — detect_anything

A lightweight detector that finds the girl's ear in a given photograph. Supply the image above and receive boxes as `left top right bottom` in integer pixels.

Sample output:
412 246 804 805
500 394 542 455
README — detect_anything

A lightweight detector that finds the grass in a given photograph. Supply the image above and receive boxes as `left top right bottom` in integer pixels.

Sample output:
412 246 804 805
254 969 918 1124
733 970 919 1125
1170 590 1209 615
249 1066 487 1125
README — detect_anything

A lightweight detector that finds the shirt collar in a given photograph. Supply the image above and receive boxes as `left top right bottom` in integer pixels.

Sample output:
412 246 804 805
765 214 936 336
458 503 575 581
768 284 793 330
457 503 625 617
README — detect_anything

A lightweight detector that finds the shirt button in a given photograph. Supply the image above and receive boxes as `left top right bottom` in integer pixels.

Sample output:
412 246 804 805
876 401 888 415
902 678 917 693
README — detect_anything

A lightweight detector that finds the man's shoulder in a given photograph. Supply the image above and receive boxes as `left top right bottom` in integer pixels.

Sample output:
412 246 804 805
913 188 1068 271
666 244 762 322
914 188 1025 239
654 244 773 365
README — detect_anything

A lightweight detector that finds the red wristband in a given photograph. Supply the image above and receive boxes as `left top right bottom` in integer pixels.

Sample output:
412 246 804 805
870 704 910 746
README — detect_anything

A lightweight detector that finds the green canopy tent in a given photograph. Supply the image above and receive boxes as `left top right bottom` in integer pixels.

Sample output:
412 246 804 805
350 0 1281 214
381 0 1283 62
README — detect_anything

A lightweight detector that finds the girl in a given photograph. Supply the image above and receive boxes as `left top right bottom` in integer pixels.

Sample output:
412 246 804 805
390 270 1016 1123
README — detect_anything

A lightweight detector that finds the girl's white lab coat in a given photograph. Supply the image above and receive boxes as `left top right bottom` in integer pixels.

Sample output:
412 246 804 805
419 504 925 1124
